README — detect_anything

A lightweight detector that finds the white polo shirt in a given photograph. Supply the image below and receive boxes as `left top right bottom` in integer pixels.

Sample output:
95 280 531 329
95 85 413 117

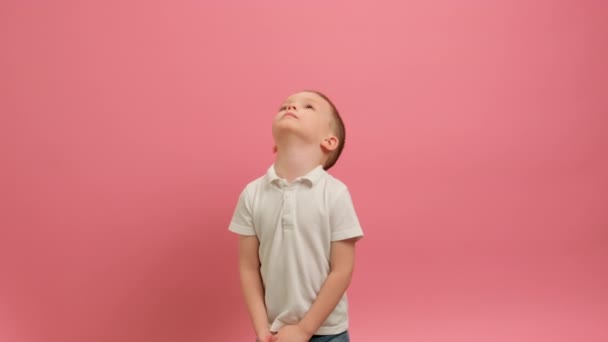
229 164 364 335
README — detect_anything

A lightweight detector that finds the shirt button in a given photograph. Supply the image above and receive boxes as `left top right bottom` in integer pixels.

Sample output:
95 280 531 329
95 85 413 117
282 215 293 225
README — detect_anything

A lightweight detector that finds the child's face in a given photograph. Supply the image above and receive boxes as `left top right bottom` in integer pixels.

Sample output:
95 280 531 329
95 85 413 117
272 91 335 146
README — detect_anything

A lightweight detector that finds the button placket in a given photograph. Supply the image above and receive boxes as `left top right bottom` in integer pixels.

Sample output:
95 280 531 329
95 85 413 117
281 186 296 229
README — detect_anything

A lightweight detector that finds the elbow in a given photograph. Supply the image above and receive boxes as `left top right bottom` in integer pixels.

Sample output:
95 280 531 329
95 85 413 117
331 268 354 286
240 262 260 275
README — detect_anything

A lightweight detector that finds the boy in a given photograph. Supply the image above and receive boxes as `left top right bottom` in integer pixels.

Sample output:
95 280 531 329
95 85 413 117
228 90 363 342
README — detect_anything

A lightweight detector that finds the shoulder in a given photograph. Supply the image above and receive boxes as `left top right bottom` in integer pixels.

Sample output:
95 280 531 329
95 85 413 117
238 173 271 198
321 172 349 194
318 173 353 208
244 174 266 190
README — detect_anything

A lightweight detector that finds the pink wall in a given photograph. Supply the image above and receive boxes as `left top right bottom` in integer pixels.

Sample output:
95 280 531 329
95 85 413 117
1 1 607 341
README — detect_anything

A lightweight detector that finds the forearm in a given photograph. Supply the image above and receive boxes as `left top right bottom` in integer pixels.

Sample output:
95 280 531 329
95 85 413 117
298 269 352 335
240 266 270 336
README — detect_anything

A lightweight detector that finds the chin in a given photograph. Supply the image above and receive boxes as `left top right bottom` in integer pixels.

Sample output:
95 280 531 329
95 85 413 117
273 121 299 133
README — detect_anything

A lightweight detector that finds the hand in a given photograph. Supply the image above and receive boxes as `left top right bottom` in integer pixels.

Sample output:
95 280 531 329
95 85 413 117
270 324 311 342
257 330 273 342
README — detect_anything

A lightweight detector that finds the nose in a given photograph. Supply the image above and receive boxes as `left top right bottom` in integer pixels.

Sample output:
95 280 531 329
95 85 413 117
286 104 297 111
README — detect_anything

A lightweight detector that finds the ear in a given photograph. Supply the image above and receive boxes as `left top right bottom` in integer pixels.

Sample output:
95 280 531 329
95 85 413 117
273 145 277 153
320 135 339 152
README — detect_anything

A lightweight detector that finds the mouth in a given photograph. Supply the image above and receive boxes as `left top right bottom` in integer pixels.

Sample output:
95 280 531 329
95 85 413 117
283 112 298 119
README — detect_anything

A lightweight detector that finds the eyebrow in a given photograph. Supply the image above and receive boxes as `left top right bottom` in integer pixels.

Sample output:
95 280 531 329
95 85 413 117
282 96 320 105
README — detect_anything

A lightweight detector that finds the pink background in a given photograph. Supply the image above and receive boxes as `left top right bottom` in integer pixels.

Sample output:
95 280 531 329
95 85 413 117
1 1 607 341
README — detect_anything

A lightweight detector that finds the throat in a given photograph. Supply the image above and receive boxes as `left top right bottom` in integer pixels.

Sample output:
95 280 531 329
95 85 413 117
274 146 323 183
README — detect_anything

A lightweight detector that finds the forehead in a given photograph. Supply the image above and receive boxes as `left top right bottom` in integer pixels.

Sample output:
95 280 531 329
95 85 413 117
282 92 329 106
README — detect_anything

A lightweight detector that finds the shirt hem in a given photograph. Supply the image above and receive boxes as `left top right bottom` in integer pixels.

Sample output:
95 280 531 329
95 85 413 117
270 321 348 336
228 222 256 236
313 321 349 335
331 228 363 242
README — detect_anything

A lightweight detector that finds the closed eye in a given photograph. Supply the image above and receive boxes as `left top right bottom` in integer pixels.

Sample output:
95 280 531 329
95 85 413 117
305 104 314 109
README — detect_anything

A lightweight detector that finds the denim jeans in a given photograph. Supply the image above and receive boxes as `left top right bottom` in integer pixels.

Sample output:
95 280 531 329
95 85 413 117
310 330 349 342
257 330 349 342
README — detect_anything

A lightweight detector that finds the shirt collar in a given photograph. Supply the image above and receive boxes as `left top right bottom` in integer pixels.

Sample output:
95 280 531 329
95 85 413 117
266 164 325 187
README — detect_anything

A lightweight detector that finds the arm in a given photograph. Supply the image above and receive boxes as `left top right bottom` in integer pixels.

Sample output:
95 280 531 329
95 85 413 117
298 238 357 335
272 238 358 341
239 235 272 341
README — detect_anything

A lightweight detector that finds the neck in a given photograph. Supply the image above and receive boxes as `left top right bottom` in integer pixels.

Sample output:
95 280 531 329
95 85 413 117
274 143 323 183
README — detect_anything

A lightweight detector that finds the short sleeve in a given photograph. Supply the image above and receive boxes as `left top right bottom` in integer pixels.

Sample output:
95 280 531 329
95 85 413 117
330 188 364 241
228 187 256 236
